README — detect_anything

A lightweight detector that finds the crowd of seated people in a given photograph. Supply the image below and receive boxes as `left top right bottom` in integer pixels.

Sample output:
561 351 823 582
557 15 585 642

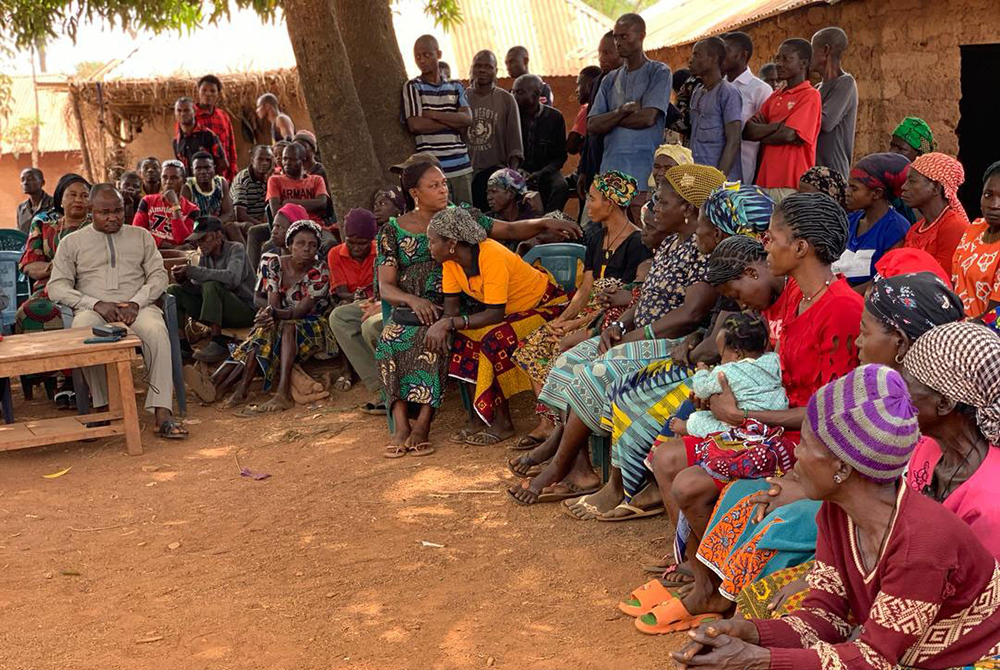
8 13 1000 667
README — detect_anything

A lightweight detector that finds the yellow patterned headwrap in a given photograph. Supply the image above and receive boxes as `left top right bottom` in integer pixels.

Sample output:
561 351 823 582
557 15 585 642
649 144 694 188
663 164 727 208
595 170 639 208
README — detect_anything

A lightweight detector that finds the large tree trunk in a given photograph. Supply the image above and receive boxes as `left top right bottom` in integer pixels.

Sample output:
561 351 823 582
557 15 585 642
336 0 415 178
284 0 384 212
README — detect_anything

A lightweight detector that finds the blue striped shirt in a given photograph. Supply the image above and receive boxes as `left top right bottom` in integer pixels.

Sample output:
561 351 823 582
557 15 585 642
402 77 473 178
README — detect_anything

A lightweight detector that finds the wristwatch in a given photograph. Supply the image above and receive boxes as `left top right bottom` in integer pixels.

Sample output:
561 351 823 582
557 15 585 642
611 320 627 333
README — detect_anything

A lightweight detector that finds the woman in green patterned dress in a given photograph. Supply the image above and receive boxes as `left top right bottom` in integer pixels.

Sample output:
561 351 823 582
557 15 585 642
377 161 584 457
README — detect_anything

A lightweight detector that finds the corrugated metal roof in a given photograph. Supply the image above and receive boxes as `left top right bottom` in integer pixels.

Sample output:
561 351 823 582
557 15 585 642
624 0 832 52
447 0 614 77
0 75 78 155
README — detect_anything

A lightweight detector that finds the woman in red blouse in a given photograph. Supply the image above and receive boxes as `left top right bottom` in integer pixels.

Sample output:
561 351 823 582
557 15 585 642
671 365 1000 670
635 194 864 632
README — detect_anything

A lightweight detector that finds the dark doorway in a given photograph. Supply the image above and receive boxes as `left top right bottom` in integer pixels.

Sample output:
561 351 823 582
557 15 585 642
957 44 1000 219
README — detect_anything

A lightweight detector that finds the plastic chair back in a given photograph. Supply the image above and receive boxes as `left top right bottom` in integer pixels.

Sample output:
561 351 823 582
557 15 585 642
522 243 587 293
0 229 27 252
0 250 20 333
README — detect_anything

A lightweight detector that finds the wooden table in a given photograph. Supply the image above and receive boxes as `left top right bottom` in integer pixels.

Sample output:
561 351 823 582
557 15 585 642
0 327 144 455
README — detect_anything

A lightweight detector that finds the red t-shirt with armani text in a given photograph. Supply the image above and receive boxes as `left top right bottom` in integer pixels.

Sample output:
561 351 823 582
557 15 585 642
266 174 328 226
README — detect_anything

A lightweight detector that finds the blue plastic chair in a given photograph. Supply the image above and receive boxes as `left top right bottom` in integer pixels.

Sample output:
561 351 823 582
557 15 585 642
60 292 187 417
590 435 611 482
522 243 587 293
0 250 20 334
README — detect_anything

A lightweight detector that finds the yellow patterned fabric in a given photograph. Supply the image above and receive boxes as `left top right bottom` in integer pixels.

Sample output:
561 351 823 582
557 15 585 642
663 164 727 208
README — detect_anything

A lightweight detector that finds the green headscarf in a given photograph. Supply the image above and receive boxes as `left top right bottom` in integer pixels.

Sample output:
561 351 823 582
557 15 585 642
892 117 935 154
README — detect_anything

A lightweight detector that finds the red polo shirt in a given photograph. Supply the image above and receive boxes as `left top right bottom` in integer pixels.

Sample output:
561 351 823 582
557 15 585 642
754 81 822 189
328 241 376 298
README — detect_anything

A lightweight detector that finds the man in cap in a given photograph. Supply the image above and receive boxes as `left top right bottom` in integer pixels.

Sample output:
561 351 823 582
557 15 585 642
167 215 257 366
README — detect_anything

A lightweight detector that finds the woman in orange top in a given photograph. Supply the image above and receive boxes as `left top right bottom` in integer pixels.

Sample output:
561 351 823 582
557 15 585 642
426 208 568 445
952 160 1000 318
901 152 968 274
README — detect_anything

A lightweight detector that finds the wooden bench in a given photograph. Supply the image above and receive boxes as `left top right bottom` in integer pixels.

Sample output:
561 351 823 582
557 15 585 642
0 327 144 455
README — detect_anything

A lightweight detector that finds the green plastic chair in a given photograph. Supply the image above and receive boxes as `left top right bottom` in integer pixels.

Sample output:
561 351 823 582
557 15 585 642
0 229 27 252
522 243 587 292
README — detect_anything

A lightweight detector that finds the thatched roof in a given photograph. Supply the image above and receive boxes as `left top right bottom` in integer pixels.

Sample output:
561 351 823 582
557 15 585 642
67 69 303 122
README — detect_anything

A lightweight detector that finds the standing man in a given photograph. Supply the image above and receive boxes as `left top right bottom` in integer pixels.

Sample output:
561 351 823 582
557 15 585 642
578 32 623 208
811 27 858 178
505 46 554 105
513 75 569 213
722 32 773 185
743 38 822 203
687 37 743 180
255 93 296 143
168 216 256 365
402 35 474 206
568 66 602 156
173 97 228 176
588 13 672 222
16 168 53 233
467 50 524 211
47 184 188 439
758 63 780 90
193 75 237 181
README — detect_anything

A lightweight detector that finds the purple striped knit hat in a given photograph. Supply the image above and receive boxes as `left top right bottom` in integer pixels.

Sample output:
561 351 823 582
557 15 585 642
806 365 919 484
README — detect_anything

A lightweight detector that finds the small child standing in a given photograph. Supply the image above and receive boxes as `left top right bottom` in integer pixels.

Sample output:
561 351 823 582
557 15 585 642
670 312 787 437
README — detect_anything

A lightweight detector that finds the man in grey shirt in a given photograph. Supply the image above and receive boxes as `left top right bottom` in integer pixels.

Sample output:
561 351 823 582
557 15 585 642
467 50 524 210
167 216 256 363
812 27 858 178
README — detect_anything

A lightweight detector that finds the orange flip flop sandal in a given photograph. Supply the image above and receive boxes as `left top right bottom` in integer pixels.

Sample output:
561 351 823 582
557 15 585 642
634 597 721 635
618 579 678 617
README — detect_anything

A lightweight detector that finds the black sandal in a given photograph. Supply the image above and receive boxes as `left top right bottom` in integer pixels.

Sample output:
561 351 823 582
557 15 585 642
157 418 189 439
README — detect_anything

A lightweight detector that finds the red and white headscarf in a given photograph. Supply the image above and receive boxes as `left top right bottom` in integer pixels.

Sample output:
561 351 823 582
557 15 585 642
911 152 967 218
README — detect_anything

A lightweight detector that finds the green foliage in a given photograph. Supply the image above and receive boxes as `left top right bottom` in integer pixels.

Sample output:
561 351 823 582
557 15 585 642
0 0 459 50
74 60 108 78
0 114 42 154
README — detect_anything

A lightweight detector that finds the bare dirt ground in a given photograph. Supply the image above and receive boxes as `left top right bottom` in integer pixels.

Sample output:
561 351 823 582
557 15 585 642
0 374 688 669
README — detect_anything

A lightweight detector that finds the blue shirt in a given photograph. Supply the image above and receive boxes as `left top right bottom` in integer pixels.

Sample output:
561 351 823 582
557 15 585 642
402 77 473 178
589 60 672 190
835 208 911 284
690 78 744 181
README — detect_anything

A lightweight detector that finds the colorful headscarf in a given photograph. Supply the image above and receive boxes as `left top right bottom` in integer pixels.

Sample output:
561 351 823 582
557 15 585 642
595 170 639 208
285 219 323 247
806 365 920 484
799 166 848 210
649 144 694 187
487 168 528 196
376 186 407 214
850 153 911 199
703 184 774 238
428 207 487 245
664 164 727 208
874 248 951 287
866 271 963 342
903 321 1000 443
892 117 935 154
910 152 967 217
